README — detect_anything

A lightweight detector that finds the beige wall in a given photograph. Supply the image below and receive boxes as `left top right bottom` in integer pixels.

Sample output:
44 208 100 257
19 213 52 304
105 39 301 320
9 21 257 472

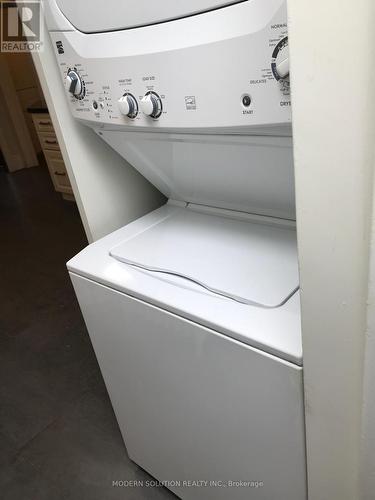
288 0 375 498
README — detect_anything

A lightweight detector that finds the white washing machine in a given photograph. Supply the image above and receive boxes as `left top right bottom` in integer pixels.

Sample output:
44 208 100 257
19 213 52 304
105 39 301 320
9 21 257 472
44 1 306 498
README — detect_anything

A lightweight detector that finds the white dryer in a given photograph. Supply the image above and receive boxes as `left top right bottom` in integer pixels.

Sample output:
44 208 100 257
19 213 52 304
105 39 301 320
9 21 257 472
44 1 306 498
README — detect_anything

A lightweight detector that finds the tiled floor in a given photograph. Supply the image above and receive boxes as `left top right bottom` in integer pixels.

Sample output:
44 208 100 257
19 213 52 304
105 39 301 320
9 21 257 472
0 166 174 499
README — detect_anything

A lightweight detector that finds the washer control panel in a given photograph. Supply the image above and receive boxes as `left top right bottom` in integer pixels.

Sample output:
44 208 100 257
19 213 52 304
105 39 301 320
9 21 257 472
50 1 290 131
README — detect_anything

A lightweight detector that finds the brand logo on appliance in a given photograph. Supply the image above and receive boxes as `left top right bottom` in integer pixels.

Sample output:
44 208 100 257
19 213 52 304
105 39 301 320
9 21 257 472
56 40 64 54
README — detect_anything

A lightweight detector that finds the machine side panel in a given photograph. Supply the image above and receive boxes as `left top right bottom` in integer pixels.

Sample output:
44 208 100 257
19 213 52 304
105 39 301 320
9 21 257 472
71 273 307 500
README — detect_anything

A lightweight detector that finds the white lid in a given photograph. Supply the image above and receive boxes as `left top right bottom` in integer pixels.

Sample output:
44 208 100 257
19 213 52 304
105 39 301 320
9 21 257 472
55 0 240 33
110 207 299 308
67 204 302 364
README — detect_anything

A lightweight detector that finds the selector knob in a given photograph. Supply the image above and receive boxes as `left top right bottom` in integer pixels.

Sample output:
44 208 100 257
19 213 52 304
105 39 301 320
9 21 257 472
66 69 85 99
275 44 289 79
140 91 162 118
271 37 289 81
118 93 138 118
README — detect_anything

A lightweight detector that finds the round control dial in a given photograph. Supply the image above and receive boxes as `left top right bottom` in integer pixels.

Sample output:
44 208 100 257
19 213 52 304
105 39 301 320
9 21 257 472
118 93 138 118
66 69 85 99
271 37 289 81
140 91 162 118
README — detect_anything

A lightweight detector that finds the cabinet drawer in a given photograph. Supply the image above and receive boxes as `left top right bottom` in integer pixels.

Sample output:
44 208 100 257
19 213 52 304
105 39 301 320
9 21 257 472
44 150 72 193
52 165 71 189
45 149 64 162
38 131 60 151
32 113 54 132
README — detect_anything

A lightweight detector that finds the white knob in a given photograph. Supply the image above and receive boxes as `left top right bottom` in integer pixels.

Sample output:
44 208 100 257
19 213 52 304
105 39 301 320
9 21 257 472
140 95 154 116
66 70 83 98
118 96 130 115
118 94 138 118
275 44 289 79
140 92 162 118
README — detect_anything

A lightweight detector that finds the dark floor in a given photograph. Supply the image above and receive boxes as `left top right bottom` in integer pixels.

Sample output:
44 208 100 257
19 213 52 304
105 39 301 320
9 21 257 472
0 166 174 499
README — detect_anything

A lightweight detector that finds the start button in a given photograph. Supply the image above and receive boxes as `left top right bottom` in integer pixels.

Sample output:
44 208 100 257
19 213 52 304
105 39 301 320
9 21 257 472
241 94 251 107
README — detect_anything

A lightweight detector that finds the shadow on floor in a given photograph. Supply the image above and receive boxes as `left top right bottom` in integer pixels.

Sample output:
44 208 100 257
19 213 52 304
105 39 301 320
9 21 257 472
0 166 174 500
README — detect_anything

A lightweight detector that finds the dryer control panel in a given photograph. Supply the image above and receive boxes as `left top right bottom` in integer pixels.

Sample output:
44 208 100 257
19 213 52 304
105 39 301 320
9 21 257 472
49 0 290 132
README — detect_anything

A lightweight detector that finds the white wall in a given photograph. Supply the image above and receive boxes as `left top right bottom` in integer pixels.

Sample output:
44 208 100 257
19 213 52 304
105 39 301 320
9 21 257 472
32 17 165 242
288 0 375 498
360 183 375 500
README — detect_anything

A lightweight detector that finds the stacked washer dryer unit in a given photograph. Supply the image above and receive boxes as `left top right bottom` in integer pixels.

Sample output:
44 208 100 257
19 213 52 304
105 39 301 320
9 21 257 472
44 1 306 498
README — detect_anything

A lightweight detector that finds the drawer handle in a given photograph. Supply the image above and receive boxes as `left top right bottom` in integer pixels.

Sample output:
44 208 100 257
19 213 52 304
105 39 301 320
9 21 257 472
45 139 57 144
39 121 51 126
54 171 66 176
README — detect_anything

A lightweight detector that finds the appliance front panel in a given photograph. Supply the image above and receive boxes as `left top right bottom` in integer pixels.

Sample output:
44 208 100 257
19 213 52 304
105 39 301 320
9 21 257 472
71 273 306 500
55 0 242 33
49 0 290 132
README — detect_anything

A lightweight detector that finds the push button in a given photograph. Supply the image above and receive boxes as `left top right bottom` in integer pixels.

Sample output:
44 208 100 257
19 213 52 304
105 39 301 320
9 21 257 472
242 94 251 107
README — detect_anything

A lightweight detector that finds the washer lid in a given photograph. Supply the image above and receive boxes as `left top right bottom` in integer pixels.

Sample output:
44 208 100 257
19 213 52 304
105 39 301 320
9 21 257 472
109 206 299 308
55 0 242 33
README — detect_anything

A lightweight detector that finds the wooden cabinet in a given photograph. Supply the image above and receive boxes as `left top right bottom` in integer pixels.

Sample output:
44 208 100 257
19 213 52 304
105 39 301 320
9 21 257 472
44 150 72 192
31 111 74 201
38 131 60 151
